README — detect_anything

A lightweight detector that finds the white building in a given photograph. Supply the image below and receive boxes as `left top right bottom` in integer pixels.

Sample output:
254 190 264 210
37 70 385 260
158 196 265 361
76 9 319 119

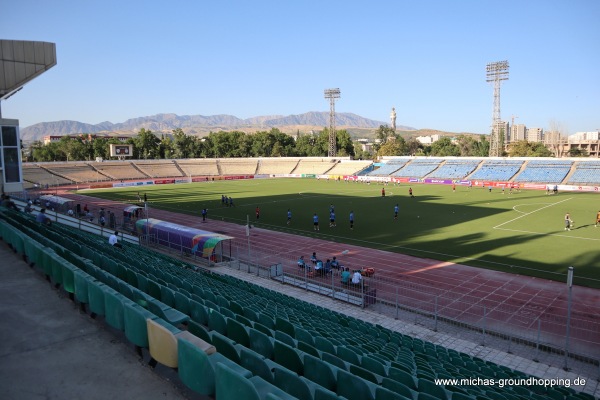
527 127 544 142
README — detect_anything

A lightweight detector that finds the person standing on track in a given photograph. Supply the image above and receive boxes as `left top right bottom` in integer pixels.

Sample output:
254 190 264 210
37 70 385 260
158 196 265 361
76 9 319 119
287 209 292 225
329 210 336 227
313 213 320 231
349 211 354 230
255 206 260 220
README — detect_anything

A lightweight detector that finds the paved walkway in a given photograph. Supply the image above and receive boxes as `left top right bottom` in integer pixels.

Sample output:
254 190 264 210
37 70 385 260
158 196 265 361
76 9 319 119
0 241 205 400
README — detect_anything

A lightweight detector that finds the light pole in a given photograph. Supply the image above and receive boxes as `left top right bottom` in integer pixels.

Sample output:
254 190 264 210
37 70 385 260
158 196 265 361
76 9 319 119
564 266 574 370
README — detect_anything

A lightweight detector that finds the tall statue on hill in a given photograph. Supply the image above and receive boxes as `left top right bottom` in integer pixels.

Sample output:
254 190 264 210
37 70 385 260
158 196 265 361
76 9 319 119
390 107 397 132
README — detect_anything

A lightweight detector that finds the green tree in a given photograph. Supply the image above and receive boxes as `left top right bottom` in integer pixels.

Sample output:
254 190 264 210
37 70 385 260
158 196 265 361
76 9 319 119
430 137 460 156
508 140 552 157
133 128 161 159
377 138 406 157
172 128 195 158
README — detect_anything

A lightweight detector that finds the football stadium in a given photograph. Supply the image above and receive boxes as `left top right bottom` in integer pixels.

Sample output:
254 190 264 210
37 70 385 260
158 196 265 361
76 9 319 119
2 155 600 400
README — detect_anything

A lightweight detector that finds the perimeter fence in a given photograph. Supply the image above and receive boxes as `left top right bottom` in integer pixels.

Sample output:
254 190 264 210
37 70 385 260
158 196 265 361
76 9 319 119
220 238 600 376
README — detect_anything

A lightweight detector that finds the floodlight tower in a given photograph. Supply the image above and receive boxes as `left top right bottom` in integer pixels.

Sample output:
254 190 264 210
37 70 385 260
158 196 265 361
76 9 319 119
486 60 509 157
324 88 341 157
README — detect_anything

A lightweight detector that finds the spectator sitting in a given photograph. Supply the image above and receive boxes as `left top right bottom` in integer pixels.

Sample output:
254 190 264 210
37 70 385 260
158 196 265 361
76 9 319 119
324 259 332 275
67 208 74 217
351 270 362 286
330 256 340 270
315 259 323 274
310 252 317 265
108 231 122 248
1 195 20 211
297 256 306 270
341 267 351 285
36 208 52 225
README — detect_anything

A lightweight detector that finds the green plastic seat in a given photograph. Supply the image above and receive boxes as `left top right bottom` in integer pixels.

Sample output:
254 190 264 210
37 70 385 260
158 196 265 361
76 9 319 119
210 331 242 363
337 346 361 366
274 330 297 348
375 386 412 400
188 320 212 343
87 279 107 316
381 377 418 400
249 327 275 359
273 340 304 375
273 365 314 400
178 337 251 396
227 317 250 347
207 308 228 335
239 346 277 383
303 353 338 392
104 287 130 331
123 301 156 348
189 300 209 325
314 336 337 355
337 368 376 400
147 298 189 326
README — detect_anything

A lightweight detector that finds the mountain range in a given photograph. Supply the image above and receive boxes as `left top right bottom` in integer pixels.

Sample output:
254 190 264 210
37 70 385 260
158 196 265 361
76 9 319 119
20 112 416 142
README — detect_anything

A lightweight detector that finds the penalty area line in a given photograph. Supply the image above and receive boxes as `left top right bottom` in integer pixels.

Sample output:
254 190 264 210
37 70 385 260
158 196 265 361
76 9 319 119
494 197 572 229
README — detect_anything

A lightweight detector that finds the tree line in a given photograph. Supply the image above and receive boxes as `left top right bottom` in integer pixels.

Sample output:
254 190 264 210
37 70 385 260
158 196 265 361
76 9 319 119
25 125 573 163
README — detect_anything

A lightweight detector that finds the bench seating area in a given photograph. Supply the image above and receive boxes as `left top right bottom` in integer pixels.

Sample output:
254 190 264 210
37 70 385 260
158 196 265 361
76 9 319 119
513 160 572 184
175 159 220 176
43 163 110 183
22 164 73 186
0 207 590 400
368 160 409 176
133 160 184 178
218 159 258 175
427 160 482 179
93 161 150 180
292 159 337 175
326 161 373 176
392 159 443 178
256 159 300 175
468 160 523 181
567 161 600 185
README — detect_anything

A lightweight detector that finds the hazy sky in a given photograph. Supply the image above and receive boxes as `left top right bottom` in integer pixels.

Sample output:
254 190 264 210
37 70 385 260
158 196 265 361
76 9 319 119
2 0 599 135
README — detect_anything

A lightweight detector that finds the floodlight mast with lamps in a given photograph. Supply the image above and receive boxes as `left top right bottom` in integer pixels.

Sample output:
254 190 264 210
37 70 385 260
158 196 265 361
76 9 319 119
486 60 509 157
324 88 341 157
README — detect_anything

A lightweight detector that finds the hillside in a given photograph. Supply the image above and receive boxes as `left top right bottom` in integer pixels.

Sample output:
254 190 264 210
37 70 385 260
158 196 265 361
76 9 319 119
21 112 417 141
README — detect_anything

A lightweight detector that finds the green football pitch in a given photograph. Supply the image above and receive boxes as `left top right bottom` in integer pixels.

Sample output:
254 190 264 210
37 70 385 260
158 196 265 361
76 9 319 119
81 179 600 287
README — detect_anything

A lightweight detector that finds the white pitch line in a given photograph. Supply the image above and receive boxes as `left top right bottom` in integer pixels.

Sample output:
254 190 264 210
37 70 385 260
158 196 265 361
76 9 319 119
494 197 573 229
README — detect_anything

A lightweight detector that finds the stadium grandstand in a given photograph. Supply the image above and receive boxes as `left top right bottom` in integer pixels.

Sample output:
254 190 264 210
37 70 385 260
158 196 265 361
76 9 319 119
176 159 220 177
133 160 185 178
567 161 600 185
513 160 573 184
93 160 151 180
256 158 300 175
392 159 444 178
19 157 600 188
218 159 259 175
1 202 598 400
467 160 523 181
366 159 410 176
325 160 373 176
22 163 75 188
426 159 482 179
291 158 339 175
42 162 111 183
